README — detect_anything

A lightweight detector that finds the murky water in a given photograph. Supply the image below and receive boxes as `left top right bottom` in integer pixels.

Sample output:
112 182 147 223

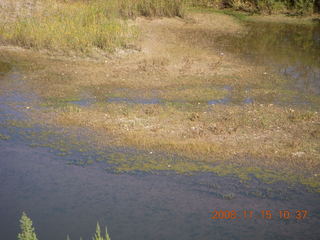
216 21 320 95
1 22 320 240
1 115 320 240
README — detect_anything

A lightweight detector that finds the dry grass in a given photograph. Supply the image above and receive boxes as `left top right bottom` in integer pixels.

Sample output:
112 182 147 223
0 0 135 54
42 103 319 174
0 0 185 55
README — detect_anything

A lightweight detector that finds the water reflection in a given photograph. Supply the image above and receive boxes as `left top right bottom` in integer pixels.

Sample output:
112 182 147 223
216 22 320 94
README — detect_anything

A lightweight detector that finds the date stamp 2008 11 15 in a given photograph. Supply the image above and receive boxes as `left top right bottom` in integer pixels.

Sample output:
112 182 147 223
210 210 308 220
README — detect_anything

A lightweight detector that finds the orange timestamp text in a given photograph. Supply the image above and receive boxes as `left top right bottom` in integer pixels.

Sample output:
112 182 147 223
210 210 308 220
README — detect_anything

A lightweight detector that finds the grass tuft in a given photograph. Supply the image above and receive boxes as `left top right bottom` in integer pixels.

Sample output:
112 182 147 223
0 0 185 54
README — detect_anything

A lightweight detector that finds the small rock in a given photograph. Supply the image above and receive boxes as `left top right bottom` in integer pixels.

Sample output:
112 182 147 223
292 152 305 157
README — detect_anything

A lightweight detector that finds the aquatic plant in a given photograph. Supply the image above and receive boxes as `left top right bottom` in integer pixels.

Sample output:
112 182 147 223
0 133 10 140
18 212 38 240
92 222 111 240
17 213 111 240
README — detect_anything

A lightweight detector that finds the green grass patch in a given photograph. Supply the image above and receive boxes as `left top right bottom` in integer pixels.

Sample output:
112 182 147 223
0 61 12 75
0 133 10 140
0 0 185 54
216 9 250 21
0 0 135 54
108 152 320 192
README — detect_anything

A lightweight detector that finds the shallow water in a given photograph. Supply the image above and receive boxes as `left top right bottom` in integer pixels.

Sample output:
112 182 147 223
0 70 319 240
1 133 320 240
81 21 320 108
1 21 320 240
216 21 320 95
107 97 162 104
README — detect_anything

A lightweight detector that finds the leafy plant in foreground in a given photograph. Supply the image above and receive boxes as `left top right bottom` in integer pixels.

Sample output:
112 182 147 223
17 213 111 240
92 222 111 240
18 212 38 240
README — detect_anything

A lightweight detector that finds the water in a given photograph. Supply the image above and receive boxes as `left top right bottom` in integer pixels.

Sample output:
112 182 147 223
1 138 320 240
107 97 162 104
1 22 320 240
216 21 320 95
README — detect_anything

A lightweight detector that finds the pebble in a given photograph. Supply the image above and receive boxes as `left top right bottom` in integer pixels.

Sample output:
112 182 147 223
292 152 305 157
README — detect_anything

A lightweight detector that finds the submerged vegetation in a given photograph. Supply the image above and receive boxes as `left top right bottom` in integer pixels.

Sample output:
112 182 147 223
18 213 111 240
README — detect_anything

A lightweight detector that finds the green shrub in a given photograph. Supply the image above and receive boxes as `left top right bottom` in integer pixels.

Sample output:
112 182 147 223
92 222 111 240
17 213 112 240
290 0 315 14
18 212 38 240
189 0 317 14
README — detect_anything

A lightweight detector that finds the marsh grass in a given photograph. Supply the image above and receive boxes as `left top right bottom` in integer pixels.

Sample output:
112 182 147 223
46 100 319 182
0 0 185 54
0 0 134 54
116 0 185 18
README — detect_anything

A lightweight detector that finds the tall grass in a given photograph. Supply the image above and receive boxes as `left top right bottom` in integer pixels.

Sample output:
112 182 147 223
0 0 185 54
116 0 185 18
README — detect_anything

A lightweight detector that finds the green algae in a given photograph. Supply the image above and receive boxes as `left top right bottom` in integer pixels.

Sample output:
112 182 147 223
0 61 12 75
41 97 82 108
107 152 320 192
188 7 249 22
0 133 10 140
